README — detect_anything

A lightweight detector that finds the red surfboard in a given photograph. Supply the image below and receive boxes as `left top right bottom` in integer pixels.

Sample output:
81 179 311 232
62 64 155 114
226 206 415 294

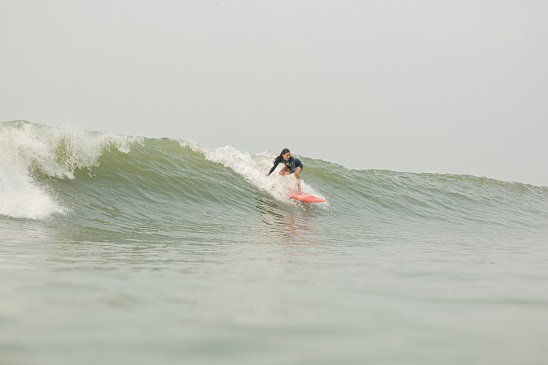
289 191 326 203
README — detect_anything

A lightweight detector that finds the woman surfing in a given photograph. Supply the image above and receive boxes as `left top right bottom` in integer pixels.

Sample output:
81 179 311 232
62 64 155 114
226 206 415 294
265 148 303 192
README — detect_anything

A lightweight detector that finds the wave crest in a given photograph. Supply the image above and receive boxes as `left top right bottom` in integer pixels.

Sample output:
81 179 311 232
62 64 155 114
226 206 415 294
0 121 137 219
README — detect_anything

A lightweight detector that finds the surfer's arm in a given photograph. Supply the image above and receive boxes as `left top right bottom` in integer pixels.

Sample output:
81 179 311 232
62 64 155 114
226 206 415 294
267 162 279 175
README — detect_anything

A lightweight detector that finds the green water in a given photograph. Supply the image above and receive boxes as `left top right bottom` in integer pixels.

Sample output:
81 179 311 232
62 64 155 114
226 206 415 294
1 121 548 365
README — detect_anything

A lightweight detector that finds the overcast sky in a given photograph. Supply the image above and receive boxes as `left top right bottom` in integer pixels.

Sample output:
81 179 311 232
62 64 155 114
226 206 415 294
1 0 547 186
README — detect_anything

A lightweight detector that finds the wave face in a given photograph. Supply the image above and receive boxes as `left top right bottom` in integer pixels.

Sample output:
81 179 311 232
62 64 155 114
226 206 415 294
2 121 548 240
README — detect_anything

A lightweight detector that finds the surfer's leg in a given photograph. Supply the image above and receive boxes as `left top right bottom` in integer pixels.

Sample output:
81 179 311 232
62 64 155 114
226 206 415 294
294 166 302 192
279 166 290 176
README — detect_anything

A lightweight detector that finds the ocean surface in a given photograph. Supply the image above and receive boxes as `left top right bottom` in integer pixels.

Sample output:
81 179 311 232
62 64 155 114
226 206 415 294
1 120 548 365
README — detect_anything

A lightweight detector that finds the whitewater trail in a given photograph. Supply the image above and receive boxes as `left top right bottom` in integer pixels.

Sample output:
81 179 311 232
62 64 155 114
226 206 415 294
185 143 327 204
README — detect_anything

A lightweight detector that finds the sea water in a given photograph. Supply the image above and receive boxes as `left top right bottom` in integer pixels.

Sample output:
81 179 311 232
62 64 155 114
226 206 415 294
1 121 548 365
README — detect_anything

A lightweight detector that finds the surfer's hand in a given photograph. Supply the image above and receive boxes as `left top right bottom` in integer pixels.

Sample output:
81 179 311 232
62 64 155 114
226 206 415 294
265 173 270 176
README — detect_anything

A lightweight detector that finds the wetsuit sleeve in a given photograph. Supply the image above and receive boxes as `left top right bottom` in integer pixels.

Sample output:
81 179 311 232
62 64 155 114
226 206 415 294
268 161 279 175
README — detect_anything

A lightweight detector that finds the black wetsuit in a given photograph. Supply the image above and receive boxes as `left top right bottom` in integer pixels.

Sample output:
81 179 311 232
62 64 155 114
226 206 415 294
268 156 303 175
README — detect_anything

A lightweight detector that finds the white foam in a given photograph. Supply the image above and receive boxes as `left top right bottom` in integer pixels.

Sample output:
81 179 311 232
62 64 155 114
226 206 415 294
185 143 325 203
0 161 64 220
0 122 136 220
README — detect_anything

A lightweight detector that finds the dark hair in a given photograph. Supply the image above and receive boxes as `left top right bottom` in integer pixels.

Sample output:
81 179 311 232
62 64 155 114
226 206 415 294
274 148 290 163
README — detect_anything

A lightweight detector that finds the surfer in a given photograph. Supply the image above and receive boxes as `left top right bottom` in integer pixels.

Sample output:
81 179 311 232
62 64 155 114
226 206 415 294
265 148 303 192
